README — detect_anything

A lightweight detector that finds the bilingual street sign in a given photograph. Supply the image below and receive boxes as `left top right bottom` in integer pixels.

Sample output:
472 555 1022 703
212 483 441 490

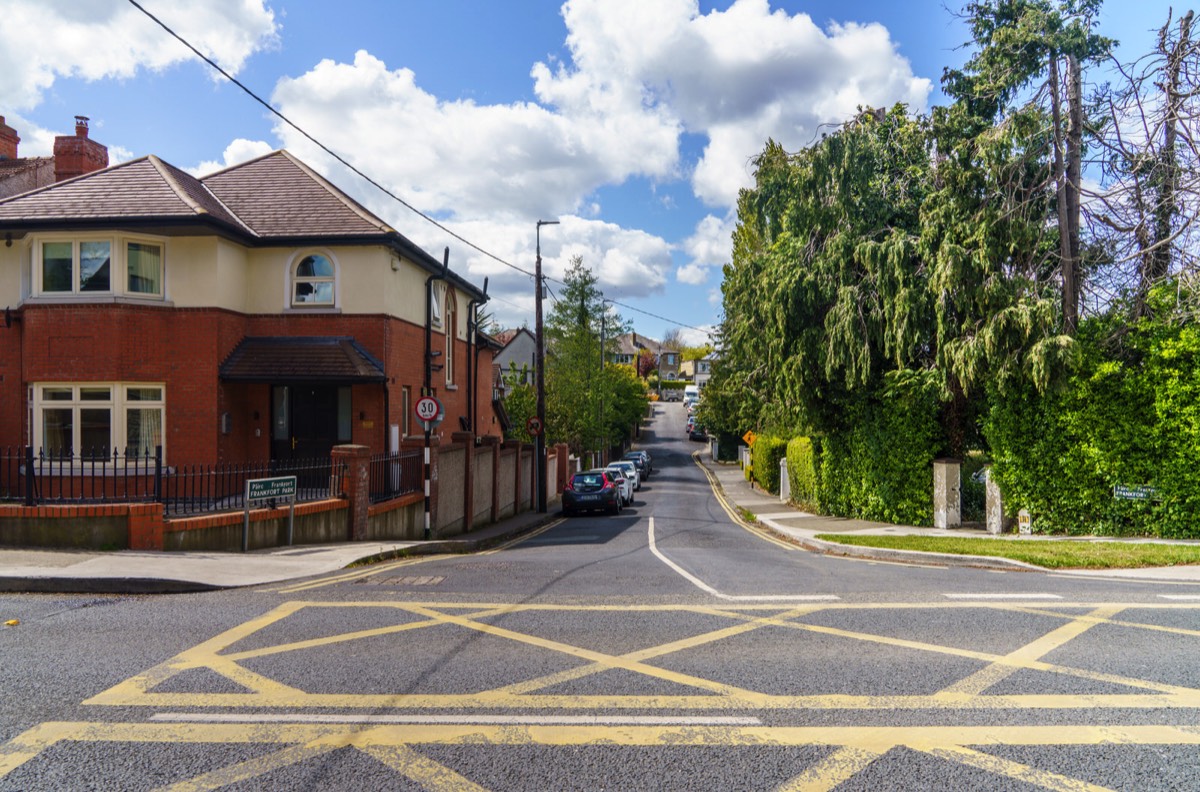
1017 508 1032 536
247 475 297 501
1113 484 1158 500
415 396 444 430
243 475 298 552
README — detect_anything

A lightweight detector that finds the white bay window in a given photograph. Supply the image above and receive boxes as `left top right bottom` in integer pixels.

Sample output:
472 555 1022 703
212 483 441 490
34 236 163 299
33 383 164 460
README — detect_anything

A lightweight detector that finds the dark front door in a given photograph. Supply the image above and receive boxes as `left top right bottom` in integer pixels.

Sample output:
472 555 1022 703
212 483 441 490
271 385 348 460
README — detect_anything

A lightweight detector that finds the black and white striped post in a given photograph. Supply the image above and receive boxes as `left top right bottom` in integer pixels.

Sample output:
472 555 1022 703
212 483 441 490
415 395 444 540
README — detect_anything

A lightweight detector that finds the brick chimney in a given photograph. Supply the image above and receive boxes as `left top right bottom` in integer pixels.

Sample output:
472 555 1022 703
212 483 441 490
0 116 18 160
53 116 108 182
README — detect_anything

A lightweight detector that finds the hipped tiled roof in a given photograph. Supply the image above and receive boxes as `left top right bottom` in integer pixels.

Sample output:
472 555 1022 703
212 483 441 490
0 148 486 300
0 150 388 239
219 337 386 383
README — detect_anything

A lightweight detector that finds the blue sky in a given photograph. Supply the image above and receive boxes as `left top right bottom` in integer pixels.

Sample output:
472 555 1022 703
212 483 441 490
2 0 1182 344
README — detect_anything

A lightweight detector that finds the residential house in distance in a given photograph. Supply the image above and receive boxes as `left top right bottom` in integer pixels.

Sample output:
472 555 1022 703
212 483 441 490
0 116 109 200
0 147 498 469
612 332 660 370
658 345 681 380
679 355 714 389
493 327 536 386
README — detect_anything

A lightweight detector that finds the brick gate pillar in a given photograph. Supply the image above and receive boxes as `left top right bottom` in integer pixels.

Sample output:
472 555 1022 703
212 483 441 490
332 445 371 541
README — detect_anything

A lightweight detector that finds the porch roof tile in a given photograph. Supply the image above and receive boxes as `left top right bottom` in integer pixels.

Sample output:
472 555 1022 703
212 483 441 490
219 336 386 383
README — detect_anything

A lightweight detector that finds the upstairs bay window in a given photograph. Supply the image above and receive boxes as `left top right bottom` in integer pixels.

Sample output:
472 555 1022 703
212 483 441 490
35 237 163 299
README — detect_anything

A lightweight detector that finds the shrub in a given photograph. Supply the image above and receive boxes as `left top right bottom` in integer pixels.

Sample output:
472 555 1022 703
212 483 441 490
751 435 789 493
786 436 818 506
816 380 940 526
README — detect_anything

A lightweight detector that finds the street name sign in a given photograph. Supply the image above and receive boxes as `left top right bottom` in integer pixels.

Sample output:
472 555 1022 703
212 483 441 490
247 476 297 501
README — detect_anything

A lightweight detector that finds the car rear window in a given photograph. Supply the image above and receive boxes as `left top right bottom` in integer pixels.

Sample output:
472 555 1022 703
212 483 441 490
572 473 605 491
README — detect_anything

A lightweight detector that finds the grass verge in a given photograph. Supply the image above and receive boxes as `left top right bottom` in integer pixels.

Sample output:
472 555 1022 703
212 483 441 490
813 534 1200 569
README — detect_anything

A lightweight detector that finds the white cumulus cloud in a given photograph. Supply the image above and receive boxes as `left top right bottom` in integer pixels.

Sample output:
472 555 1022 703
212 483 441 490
0 0 278 111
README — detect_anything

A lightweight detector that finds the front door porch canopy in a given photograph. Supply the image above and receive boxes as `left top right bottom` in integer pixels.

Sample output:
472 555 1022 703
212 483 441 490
219 336 386 384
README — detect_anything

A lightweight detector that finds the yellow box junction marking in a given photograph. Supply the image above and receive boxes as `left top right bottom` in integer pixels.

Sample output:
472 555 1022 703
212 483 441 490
5 601 1200 790
82 600 1200 711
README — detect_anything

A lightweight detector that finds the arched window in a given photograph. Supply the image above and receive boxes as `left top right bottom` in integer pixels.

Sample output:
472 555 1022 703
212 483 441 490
444 289 457 385
292 252 335 306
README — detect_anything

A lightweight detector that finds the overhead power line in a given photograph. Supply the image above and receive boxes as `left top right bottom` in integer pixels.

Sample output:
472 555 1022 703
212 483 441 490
126 0 708 335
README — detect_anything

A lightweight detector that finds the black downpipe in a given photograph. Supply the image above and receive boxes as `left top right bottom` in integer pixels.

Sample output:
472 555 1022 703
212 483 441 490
424 248 450 396
466 277 489 436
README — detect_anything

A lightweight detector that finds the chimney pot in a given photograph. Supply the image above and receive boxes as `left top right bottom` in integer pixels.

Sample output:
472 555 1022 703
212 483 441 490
74 116 90 138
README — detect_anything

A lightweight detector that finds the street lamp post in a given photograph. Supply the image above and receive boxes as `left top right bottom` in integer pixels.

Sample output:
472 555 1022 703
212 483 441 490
598 299 611 465
535 219 559 513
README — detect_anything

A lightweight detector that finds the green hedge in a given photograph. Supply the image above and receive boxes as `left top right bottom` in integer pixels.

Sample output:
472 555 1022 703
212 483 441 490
660 380 688 391
985 309 1200 537
786 436 818 506
815 383 940 526
751 435 789 494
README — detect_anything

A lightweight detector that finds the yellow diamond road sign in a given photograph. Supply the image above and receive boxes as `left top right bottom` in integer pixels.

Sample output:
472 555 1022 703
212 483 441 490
742 430 756 446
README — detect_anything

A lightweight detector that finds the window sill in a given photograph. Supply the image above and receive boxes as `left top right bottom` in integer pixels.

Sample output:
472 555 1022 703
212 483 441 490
444 383 458 391
284 306 342 314
24 295 172 307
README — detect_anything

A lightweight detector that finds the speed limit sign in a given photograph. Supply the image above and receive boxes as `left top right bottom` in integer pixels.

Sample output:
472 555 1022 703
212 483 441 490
415 396 443 428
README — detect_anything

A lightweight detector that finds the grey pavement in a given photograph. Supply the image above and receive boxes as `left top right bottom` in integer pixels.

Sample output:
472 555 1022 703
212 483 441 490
695 449 1200 583
0 508 559 594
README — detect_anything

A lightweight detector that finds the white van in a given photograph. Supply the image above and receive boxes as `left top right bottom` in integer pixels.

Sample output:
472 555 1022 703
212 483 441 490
683 385 699 405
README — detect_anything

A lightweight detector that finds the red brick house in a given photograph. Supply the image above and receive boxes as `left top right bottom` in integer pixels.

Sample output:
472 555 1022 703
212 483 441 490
0 148 499 468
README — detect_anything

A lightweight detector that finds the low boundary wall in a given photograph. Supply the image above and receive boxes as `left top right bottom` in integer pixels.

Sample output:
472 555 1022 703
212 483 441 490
2 439 568 551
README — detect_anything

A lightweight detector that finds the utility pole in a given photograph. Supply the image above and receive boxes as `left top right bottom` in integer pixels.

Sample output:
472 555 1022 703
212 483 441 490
534 219 558 513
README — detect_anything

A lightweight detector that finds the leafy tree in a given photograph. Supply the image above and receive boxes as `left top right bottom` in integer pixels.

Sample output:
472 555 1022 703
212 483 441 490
500 368 537 443
543 257 645 456
636 348 657 379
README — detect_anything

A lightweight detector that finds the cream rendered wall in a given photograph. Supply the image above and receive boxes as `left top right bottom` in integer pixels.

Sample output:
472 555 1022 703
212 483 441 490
0 240 26 304
163 237 223 308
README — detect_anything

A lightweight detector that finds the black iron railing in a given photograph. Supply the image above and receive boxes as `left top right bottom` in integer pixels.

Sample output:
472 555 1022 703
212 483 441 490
161 456 342 517
0 447 350 517
369 449 422 503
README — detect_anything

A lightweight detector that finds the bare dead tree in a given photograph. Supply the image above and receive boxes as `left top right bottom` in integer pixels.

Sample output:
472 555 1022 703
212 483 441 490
1088 9 1200 320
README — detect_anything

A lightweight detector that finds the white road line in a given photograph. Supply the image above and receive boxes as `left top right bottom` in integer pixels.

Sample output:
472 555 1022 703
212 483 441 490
942 593 1063 600
1158 594 1200 600
151 713 763 726
648 517 838 602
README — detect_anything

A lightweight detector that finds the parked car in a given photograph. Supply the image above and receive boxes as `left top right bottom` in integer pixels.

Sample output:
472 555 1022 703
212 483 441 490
604 464 635 505
562 470 623 516
610 459 640 490
689 425 707 441
623 450 652 479
685 415 696 433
